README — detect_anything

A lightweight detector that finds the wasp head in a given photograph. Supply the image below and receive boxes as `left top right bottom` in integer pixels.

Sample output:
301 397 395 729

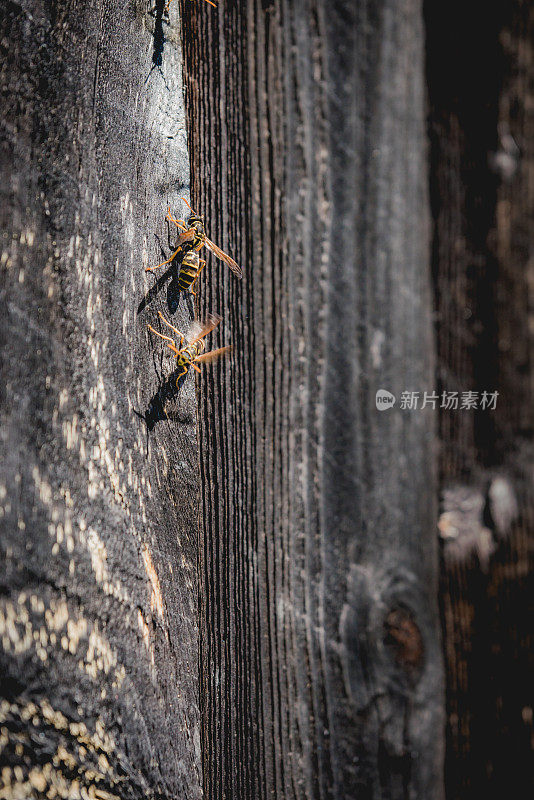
188 214 205 227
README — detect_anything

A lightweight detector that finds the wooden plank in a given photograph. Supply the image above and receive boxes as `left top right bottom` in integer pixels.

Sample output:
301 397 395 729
426 0 534 797
0 1 201 797
181 1 444 797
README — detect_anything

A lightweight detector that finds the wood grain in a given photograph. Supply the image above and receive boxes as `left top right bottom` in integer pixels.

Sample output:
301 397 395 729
0 1 201 797
181 1 444 798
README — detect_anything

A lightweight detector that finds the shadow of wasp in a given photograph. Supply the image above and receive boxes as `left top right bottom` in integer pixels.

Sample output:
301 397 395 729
137 234 194 319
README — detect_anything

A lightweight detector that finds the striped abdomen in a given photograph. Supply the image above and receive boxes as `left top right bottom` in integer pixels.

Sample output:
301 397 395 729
178 250 201 292
178 261 199 291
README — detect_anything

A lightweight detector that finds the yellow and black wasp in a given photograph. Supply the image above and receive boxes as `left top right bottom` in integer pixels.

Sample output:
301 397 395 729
145 199 243 292
147 310 231 386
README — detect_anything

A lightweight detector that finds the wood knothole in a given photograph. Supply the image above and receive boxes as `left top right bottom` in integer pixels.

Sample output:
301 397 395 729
383 604 425 683
340 564 430 711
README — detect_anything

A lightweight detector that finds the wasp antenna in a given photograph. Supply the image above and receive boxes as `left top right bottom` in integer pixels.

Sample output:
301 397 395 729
180 196 195 214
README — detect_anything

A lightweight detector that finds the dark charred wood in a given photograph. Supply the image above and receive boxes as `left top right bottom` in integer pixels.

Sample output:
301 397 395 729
426 0 534 797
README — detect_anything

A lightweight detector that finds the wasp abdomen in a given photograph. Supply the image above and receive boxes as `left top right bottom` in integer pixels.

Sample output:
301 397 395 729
178 264 199 291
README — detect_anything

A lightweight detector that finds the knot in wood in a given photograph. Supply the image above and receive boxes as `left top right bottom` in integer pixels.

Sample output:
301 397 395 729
383 605 424 679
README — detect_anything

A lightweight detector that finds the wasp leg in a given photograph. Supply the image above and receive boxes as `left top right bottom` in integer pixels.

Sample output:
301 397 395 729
146 246 181 273
189 259 206 298
192 363 202 374
175 365 188 386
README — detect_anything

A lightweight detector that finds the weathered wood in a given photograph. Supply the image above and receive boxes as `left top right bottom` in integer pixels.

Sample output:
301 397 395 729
181 1 444 798
426 0 534 797
0 1 201 797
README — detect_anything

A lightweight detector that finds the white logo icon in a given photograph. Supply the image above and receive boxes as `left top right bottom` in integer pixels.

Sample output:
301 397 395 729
376 389 396 410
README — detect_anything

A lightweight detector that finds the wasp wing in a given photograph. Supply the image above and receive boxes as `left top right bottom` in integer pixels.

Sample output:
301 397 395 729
188 312 222 344
174 228 196 248
204 237 243 279
146 228 196 273
194 345 233 364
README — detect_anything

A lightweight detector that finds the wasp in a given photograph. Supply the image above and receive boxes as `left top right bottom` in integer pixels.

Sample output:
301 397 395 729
146 198 243 284
148 311 231 386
